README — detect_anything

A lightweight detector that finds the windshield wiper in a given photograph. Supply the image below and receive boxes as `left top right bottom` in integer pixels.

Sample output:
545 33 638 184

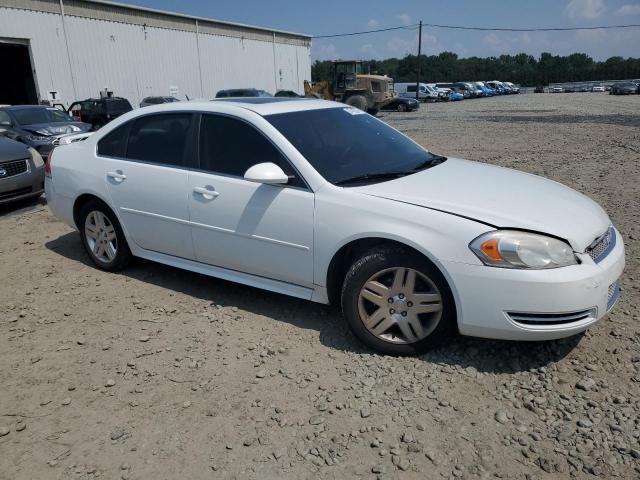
412 154 447 171
334 171 411 186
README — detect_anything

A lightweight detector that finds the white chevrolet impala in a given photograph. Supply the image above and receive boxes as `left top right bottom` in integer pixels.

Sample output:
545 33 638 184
45 98 625 355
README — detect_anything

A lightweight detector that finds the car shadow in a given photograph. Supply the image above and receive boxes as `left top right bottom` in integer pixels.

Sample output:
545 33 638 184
45 231 583 373
0 195 46 217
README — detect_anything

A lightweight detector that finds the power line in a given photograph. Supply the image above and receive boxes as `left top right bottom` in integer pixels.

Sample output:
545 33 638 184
313 24 418 39
313 22 640 38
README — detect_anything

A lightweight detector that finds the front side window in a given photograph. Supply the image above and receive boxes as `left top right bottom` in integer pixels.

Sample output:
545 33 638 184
97 123 129 158
0 110 11 124
266 107 445 185
198 114 302 187
126 113 192 167
371 81 381 93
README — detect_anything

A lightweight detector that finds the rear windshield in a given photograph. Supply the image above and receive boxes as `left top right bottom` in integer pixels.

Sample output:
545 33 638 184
12 107 71 125
266 107 442 185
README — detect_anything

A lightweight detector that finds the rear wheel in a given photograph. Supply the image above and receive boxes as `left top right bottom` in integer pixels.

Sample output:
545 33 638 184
345 94 368 111
79 199 132 271
341 246 456 355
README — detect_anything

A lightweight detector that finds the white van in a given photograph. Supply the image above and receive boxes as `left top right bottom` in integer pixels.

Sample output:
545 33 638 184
394 82 438 102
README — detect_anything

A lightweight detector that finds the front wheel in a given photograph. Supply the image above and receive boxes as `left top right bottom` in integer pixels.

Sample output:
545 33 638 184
79 200 132 271
341 246 456 355
397 103 407 112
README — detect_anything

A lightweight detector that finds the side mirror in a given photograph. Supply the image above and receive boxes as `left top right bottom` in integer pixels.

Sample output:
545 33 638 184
244 162 289 185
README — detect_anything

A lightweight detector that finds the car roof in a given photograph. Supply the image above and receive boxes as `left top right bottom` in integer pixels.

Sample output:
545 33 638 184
126 98 343 117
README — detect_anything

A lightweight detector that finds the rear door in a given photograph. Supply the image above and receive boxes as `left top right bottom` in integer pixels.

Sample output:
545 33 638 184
99 112 196 259
188 113 314 287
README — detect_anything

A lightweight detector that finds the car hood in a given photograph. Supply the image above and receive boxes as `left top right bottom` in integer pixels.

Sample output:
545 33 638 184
353 158 610 252
20 122 91 136
0 136 31 161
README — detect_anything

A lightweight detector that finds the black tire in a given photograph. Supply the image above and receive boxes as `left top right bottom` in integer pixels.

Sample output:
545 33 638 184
367 108 379 116
345 94 368 111
396 103 407 112
340 246 456 356
78 199 132 272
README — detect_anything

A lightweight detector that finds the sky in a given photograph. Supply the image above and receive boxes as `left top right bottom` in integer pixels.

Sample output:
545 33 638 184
122 0 640 61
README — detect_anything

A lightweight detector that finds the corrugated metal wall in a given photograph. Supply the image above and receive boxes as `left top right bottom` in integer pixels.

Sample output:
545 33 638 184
0 4 311 106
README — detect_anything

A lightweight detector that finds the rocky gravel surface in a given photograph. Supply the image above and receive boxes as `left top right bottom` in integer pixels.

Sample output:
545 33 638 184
1 93 639 479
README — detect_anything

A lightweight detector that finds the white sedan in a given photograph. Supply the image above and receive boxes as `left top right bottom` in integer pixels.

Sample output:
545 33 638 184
45 98 625 355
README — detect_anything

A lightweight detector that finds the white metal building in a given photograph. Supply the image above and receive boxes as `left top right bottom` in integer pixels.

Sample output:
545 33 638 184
0 0 312 107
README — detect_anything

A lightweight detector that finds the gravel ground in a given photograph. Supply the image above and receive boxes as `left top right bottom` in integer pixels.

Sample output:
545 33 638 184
1 93 639 480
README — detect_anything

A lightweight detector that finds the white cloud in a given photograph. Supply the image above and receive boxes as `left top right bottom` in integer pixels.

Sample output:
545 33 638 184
367 19 379 28
359 43 377 57
396 13 412 26
565 0 606 20
387 32 438 56
312 42 341 60
616 4 640 15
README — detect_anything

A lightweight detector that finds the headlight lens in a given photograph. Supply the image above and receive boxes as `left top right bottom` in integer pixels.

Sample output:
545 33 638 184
28 147 44 168
470 230 578 269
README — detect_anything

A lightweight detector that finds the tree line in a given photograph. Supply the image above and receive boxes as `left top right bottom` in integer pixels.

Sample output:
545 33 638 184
311 52 640 86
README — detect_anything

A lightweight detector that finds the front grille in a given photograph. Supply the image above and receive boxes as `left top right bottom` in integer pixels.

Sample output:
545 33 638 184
508 309 596 327
585 226 615 263
0 159 29 179
0 186 32 200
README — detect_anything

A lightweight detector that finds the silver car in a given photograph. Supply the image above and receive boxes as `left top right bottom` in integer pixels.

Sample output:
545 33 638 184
0 136 45 205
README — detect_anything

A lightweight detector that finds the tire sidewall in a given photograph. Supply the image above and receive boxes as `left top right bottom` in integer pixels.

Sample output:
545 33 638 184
341 247 457 356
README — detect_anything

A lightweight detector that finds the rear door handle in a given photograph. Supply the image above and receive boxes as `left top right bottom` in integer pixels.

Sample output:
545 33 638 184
107 171 127 182
193 186 219 200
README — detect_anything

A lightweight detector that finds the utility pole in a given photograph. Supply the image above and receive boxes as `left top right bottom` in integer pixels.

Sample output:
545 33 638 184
415 20 422 101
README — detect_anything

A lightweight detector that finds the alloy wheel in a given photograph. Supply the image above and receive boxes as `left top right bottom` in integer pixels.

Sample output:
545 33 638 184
357 267 442 344
84 210 118 263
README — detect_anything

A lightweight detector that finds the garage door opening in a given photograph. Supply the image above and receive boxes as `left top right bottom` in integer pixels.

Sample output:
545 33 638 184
0 42 38 105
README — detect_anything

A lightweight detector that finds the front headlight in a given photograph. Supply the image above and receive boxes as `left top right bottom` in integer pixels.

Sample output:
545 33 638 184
470 230 578 269
28 147 44 168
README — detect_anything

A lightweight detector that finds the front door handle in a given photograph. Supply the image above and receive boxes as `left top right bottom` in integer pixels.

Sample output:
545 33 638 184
193 186 219 200
107 170 127 182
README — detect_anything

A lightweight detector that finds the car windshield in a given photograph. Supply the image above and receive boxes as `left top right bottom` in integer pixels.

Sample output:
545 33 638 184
265 107 445 185
11 107 71 125
257 90 273 97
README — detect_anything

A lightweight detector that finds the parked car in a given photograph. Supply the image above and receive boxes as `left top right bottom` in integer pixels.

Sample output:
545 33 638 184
609 82 637 95
395 83 438 102
503 82 520 94
551 87 564 93
0 105 91 159
215 88 273 98
534 85 545 93
68 97 133 131
140 96 180 108
274 90 301 98
436 83 470 99
564 86 576 93
485 81 507 94
45 98 625 355
447 90 464 101
475 82 494 96
591 85 605 92
0 135 45 205
380 97 420 112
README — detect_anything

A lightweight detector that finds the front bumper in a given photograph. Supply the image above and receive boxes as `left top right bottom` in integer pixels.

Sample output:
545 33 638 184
0 163 45 205
444 228 625 341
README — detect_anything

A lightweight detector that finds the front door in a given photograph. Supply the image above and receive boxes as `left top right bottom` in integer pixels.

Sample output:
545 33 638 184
188 113 314 287
99 112 196 260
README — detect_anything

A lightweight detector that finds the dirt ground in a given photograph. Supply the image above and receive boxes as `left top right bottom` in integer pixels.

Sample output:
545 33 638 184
1 93 639 480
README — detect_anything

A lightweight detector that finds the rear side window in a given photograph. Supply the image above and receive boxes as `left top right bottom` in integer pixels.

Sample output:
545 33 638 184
107 99 132 114
97 123 129 158
198 114 302 187
126 113 192 167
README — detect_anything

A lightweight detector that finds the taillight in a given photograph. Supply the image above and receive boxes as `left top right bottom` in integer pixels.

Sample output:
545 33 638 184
45 149 53 178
